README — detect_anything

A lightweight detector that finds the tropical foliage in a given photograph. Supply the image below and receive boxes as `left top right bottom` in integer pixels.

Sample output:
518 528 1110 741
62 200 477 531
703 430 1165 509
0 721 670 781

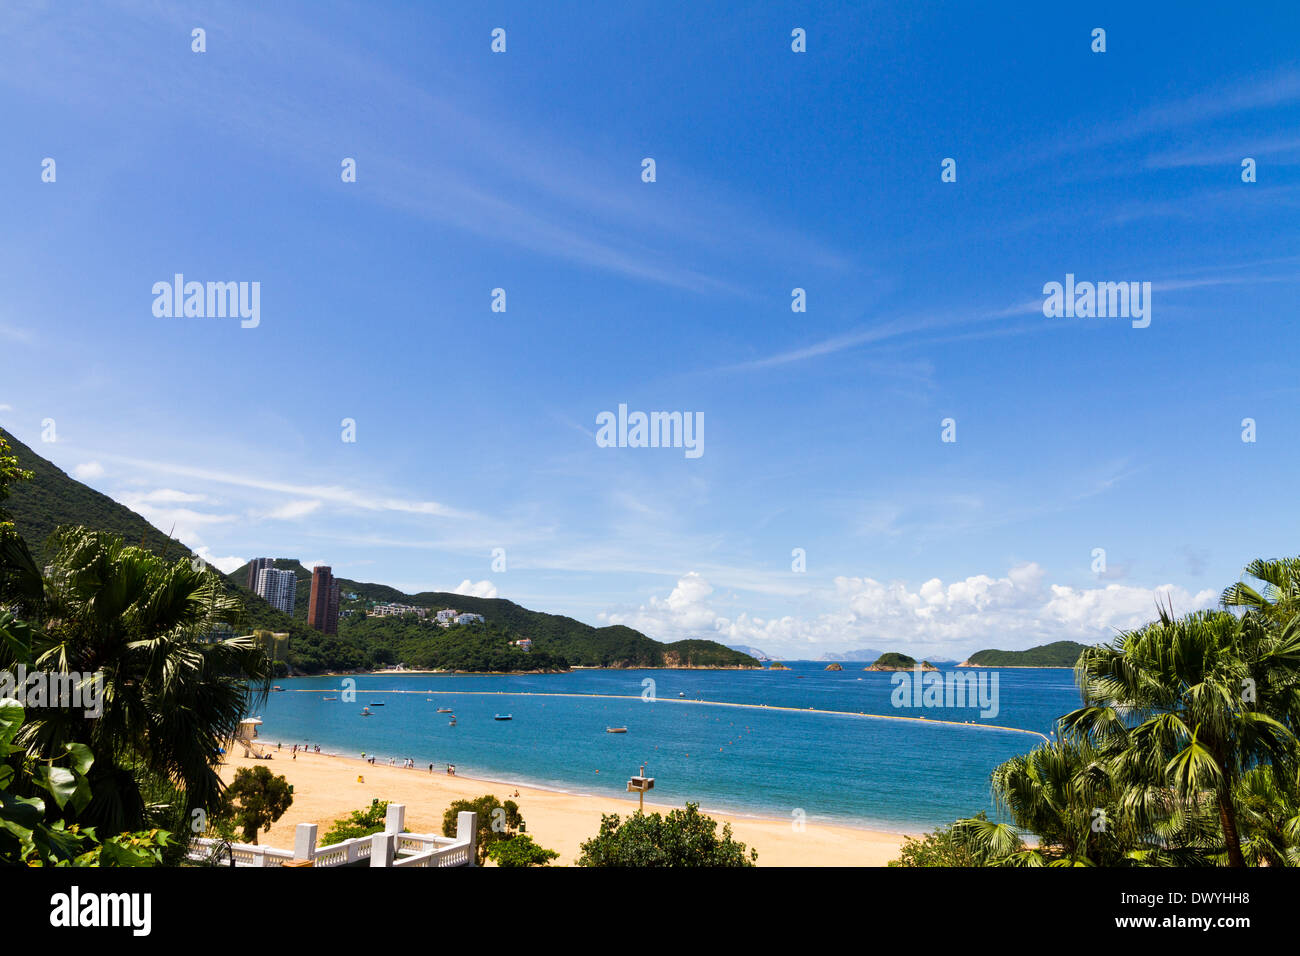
220 765 293 844
577 803 757 867
485 834 559 867
442 794 525 865
320 799 394 845
905 558 1300 867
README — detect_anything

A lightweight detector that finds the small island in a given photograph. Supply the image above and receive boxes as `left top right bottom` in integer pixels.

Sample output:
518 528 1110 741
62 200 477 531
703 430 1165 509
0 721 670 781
865 652 938 672
824 663 843 671
768 662 790 671
958 640 1089 668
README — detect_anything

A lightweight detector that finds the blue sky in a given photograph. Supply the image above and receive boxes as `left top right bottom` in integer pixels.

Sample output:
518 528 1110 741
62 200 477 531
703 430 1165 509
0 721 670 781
2 1 1298 658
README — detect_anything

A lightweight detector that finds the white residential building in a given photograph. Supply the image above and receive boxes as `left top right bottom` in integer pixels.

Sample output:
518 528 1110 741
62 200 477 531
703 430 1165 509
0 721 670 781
435 609 459 625
455 613 485 626
255 567 298 616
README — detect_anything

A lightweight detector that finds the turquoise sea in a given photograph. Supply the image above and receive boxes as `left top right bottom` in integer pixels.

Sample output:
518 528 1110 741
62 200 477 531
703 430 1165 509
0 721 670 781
250 661 1081 832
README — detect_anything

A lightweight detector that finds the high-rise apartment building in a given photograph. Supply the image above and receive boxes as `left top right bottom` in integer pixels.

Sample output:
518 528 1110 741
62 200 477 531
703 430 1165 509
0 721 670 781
254 566 298 616
247 557 274 592
307 565 339 635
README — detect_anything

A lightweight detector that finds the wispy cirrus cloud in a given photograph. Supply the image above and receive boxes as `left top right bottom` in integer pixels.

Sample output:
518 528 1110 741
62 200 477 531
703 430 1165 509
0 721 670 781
100 453 473 519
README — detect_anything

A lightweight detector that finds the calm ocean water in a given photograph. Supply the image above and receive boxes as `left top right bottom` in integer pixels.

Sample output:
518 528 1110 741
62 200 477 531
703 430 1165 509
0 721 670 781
249 662 1081 832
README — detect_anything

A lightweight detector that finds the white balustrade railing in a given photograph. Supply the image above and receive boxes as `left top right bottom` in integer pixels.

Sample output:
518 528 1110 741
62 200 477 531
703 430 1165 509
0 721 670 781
186 807 477 868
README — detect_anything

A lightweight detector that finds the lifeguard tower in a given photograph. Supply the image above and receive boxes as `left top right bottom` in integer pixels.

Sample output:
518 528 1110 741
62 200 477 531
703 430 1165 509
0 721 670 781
627 762 654 811
236 717 266 758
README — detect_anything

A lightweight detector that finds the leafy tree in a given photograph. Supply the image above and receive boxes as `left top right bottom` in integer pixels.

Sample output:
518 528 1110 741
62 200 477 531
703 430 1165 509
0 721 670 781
0 696 170 866
890 812 1006 867
321 799 394 845
486 834 559 867
7 527 273 835
1062 607 1300 867
442 794 523 865
220 765 293 844
0 434 32 537
1222 558 1300 626
577 803 757 867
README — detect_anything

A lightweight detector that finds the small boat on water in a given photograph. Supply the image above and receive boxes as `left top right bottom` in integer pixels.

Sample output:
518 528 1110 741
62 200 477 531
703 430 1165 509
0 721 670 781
370 702 385 706
323 696 338 701
678 692 685 697
436 707 453 713
606 727 628 734
361 707 372 717
448 717 457 726
493 714 512 721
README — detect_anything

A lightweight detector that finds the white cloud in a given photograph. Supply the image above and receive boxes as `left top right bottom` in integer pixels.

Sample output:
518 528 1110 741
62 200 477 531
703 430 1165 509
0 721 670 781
126 488 209 504
72 461 105 480
453 579 498 599
265 499 323 521
194 547 246 575
600 564 1219 659
105 453 471 519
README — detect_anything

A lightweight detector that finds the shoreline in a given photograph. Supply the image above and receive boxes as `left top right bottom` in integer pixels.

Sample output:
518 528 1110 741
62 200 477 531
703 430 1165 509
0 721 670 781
219 748 911 866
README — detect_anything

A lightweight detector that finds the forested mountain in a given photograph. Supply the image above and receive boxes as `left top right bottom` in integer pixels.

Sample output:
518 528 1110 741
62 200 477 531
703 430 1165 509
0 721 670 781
960 641 1090 667
1 428 757 673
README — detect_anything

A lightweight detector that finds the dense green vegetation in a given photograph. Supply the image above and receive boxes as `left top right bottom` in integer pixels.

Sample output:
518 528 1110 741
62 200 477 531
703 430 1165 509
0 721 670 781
867 652 933 670
342 617 567 671
442 794 524 865
320 800 394 845
0 435 267 866
220 765 293 845
486 834 558 867
897 558 1300 867
577 802 757 866
0 432 756 674
961 640 1090 668
223 557 758 673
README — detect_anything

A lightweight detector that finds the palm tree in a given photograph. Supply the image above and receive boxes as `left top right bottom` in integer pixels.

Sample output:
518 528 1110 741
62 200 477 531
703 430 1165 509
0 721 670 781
1222 557 1300 625
1061 607 1300 867
9 527 272 835
956 735 1134 866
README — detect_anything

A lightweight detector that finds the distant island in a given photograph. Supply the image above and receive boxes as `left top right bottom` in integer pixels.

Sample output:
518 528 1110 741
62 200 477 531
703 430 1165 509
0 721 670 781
958 641 1091 668
817 648 886 662
866 652 938 672
824 663 843 671
768 662 790 670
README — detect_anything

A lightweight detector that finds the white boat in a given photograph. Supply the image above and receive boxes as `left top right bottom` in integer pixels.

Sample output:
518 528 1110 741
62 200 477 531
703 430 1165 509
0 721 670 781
493 714 512 721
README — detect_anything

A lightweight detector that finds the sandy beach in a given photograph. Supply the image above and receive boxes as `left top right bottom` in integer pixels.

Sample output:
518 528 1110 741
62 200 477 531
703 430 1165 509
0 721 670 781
218 749 910 866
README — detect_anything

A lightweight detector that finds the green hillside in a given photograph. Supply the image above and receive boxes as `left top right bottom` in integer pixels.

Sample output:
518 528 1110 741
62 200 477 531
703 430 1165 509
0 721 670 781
961 641 1091 668
866 652 937 671
1 429 757 673
226 558 758 670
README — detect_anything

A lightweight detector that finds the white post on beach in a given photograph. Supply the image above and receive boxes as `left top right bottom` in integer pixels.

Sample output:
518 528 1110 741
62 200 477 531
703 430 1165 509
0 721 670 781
457 811 477 866
370 831 395 867
384 803 406 834
294 823 318 862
